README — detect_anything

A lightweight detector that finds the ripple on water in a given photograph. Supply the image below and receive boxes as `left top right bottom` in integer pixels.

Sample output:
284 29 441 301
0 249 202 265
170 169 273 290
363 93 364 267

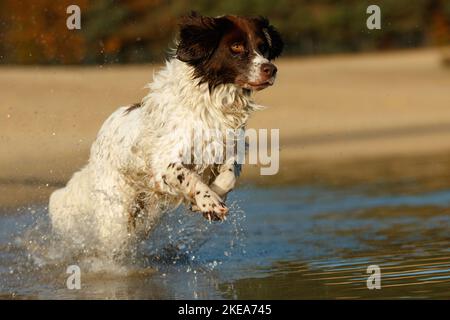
1 186 450 299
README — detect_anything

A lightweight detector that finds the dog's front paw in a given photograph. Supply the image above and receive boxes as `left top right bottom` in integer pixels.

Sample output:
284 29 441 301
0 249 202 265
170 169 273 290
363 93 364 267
192 188 228 221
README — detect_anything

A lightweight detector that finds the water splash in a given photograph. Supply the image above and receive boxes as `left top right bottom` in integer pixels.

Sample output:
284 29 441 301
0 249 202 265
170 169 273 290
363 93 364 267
1 197 248 295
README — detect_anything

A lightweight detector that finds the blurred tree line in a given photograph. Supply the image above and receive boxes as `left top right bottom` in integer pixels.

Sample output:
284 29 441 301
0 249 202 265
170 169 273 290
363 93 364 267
0 0 449 64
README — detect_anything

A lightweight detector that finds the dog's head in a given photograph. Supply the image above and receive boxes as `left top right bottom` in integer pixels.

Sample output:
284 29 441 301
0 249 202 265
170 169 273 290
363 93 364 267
176 12 284 91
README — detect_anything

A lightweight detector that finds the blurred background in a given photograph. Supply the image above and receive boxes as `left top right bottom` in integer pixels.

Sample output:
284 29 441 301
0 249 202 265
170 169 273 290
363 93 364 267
0 0 449 64
1 0 450 299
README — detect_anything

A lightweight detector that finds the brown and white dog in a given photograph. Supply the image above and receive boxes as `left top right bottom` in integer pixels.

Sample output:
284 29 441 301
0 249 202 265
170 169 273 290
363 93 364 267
49 12 283 253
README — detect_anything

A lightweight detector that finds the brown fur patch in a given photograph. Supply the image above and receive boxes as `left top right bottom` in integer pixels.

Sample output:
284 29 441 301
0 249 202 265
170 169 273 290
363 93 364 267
124 102 142 115
176 12 283 90
128 192 146 231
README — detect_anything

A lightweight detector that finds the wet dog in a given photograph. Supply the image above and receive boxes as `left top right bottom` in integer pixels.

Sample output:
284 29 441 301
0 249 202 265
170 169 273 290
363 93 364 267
49 12 283 252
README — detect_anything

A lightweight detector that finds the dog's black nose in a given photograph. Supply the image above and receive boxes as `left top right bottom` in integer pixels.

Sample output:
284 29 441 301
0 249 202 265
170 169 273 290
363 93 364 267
261 63 277 77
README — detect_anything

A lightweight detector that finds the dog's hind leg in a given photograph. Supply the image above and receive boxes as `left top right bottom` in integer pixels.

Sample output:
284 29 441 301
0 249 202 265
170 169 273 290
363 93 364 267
89 194 129 255
48 168 95 243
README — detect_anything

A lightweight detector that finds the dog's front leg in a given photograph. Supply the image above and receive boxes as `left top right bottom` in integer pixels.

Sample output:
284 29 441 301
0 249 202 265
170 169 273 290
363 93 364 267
162 163 229 221
210 159 240 200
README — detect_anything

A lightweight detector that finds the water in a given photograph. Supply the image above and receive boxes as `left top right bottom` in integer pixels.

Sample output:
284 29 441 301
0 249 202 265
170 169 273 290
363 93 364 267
1 183 450 299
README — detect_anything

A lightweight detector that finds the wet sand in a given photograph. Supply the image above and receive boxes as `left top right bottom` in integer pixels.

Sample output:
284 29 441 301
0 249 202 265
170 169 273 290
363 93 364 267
1 48 450 207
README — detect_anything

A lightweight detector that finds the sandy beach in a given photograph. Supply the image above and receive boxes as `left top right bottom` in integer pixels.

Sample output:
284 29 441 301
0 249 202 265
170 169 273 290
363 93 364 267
1 48 450 207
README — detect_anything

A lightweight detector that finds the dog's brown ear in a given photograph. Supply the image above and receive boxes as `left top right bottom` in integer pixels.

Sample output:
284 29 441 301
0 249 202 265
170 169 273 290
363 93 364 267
176 12 228 63
256 17 284 60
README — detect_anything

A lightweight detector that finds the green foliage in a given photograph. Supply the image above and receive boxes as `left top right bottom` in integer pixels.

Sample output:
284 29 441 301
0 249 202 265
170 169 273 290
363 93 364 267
0 0 448 64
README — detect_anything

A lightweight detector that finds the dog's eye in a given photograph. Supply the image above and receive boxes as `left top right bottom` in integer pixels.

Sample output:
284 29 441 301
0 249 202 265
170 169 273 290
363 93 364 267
230 43 245 54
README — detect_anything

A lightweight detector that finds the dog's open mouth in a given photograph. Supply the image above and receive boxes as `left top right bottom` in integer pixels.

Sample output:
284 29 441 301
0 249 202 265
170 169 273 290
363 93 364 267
244 79 275 91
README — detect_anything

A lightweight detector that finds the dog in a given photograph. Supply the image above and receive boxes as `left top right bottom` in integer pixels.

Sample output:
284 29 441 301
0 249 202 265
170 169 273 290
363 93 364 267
49 12 283 253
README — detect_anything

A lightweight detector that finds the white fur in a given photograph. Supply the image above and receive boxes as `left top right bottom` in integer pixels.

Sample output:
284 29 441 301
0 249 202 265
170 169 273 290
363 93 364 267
248 51 271 83
49 59 262 254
